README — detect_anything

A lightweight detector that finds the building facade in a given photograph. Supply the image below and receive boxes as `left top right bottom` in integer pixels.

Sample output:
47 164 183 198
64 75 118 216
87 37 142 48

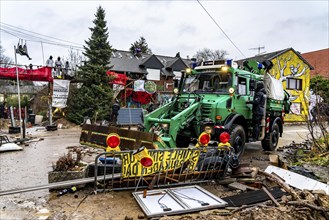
239 48 313 122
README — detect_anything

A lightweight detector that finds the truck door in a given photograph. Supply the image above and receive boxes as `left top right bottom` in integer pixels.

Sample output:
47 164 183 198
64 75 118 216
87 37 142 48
234 76 252 118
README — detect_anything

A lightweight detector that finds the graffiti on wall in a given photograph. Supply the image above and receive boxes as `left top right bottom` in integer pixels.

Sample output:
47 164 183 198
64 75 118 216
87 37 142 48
270 50 311 121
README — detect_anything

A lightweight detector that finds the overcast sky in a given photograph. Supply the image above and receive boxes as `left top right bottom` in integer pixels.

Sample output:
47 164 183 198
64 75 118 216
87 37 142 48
1 0 328 67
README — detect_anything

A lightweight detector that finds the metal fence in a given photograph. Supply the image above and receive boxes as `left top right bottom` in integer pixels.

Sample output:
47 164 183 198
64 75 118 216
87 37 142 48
93 146 235 192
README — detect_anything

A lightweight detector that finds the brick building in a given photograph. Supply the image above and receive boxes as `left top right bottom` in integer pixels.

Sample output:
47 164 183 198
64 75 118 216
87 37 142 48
301 48 329 79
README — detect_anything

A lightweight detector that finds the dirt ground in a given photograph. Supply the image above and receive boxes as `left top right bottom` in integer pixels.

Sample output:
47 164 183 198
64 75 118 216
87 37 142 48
0 120 328 220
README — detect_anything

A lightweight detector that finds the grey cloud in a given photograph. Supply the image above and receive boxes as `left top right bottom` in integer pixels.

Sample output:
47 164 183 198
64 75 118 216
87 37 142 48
177 24 197 36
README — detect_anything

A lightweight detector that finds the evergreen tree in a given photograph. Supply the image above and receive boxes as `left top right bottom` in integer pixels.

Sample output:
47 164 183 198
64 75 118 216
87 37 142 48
310 75 329 103
129 36 152 55
67 6 113 124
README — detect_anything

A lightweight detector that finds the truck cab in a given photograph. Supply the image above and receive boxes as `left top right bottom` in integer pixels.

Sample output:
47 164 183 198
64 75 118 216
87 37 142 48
144 59 290 157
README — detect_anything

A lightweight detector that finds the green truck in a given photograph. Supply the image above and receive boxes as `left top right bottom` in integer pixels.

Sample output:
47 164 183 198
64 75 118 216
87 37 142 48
143 59 291 157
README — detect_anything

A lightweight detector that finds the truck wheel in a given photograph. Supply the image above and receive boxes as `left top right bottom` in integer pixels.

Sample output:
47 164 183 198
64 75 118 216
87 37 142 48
261 123 279 151
229 124 246 158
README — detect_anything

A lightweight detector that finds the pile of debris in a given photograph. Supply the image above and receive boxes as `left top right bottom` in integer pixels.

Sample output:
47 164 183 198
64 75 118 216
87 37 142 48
157 164 329 220
276 140 329 183
44 141 329 219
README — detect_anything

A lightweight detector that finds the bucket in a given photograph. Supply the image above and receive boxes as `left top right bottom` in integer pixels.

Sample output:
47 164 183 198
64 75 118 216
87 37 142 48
34 115 43 125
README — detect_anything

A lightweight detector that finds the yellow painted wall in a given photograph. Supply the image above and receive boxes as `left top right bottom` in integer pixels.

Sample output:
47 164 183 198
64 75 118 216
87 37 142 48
269 50 311 122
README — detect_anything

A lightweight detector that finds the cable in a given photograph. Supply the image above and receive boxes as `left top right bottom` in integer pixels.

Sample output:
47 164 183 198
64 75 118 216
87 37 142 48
171 190 209 206
1 22 84 47
157 192 172 211
0 27 84 51
196 0 246 58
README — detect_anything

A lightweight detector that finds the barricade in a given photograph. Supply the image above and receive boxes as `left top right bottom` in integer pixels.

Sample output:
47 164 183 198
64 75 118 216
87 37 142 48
94 146 233 192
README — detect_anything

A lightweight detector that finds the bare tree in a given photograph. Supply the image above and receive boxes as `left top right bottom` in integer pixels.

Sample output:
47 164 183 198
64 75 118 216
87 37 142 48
194 48 228 62
65 48 84 77
0 44 14 67
302 90 328 152
212 49 228 60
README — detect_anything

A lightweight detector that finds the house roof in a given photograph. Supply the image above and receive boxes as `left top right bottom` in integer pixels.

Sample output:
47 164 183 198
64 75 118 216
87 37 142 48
109 50 149 74
301 48 329 78
237 48 314 70
108 50 190 77
139 54 164 69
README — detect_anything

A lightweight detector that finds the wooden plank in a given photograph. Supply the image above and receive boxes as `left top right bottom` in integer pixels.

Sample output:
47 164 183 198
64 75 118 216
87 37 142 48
80 124 159 149
228 182 248 192
262 186 281 207
228 182 258 192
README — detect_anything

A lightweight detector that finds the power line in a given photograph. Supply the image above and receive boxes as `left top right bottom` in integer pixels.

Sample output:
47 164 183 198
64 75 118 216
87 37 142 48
1 22 84 47
0 27 84 51
0 25 84 49
196 0 246 58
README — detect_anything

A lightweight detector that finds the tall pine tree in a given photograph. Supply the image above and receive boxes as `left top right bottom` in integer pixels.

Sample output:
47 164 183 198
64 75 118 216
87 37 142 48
67 6 113 124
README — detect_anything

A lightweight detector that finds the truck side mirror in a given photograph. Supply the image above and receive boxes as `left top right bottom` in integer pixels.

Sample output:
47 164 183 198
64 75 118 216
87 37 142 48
250 79 256 91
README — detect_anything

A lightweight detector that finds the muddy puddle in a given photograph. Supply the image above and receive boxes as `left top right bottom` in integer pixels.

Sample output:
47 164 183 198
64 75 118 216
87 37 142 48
0 126 82 219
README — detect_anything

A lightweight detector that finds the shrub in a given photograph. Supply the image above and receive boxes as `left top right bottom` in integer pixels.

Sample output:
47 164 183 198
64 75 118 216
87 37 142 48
52 148 83 171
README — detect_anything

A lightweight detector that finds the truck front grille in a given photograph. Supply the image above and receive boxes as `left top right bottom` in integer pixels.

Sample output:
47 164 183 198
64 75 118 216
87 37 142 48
201 103 212 119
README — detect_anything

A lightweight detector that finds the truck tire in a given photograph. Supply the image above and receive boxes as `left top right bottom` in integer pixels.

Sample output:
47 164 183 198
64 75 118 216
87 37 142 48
229 124 246 158
261 123 279 151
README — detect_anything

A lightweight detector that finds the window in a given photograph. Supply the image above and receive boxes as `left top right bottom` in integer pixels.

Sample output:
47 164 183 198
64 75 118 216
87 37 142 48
146 68 160 81
182 72 232 94
237 77 247 95
173 71 181 80
287 78 302 90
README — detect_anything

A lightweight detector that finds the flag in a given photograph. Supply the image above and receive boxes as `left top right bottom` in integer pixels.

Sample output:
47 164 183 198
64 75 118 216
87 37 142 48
52 79 70 108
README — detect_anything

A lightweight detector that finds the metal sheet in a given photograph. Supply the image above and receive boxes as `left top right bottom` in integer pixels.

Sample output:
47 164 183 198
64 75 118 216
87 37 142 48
265 165 329 195
133 185 227 218
117 108 144 125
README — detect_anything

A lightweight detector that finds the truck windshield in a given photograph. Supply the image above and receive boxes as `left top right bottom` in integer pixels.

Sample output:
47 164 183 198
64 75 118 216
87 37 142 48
183 71 232 94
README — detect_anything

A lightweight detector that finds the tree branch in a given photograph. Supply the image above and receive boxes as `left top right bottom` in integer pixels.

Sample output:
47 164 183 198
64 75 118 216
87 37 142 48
287 201 329 216
258 169 300 201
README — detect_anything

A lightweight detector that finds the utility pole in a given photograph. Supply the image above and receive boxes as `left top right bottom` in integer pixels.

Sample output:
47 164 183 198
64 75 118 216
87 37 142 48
14 40 32 138
249 46 265 55
14 45 23 138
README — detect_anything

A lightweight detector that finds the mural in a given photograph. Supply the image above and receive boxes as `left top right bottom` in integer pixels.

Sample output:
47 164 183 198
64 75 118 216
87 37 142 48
270 50 311 122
